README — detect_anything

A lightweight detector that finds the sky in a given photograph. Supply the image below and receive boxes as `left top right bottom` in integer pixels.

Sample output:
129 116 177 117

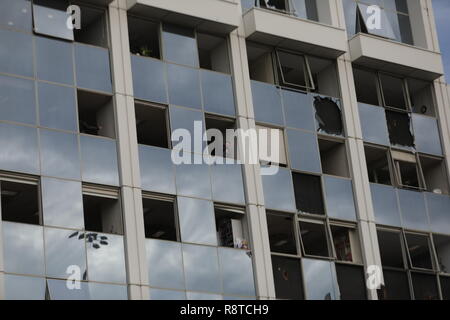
433 0 450 81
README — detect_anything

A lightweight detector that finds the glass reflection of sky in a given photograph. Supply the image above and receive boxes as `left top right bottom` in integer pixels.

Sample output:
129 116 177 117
433 0 450 80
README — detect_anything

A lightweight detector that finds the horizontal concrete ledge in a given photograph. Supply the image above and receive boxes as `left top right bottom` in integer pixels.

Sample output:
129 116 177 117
126 0 239 35
349 33 444 81
84 0 115 6
243 8 347 59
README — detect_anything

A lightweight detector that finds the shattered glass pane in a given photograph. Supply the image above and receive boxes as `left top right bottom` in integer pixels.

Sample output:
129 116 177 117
385 110 415 148
313 96 343 136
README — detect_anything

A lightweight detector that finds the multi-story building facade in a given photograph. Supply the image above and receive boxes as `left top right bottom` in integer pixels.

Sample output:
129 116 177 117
0 0 449 300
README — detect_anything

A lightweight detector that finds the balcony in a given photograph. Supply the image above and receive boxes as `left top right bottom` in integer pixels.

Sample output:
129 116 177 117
349 33 444 81
126 0 239 35
242 7 346 58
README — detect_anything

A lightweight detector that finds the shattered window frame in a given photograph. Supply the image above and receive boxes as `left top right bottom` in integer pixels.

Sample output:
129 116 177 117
313 95 344 137
298 217 335 259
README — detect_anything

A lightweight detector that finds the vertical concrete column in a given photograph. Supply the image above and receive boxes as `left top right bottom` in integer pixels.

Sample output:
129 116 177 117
229 4 276 298
109 0 149 300
335 1 383 300
0 189 4 299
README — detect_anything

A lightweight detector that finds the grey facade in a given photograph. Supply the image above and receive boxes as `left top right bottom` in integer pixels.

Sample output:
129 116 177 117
0 0 449 300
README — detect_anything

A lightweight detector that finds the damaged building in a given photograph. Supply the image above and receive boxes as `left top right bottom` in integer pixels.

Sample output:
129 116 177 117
0 0 449 301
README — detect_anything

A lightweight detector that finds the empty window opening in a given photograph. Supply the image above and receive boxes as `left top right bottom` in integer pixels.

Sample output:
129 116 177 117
142 197 177 241
378 270 411 300
135 102 169 148
292 173 324 215
353 68 380 106
318 138 349 177
314 96 343 136
391 151 424 190
385 110 414 148
405 233 434 270
83 189 123 235
364 146 392 185
206 116 236 159
440 276 450 300
127 15 160 59
271 255 305 300
380 74 408 111
276 50 313 90
215 206 248 249
420 155 449 195
73 2 108 47
247 42 275 84
197 32 230 74
308 56 339 97
408 79 435 116
267 211 297 255
299 220 331 258
256 125 287 167
335 264 367 300
377 230 406 269
411 273 439 300
432 235 450 274
77 90 115 138
1 180 40 225
331 225 362 263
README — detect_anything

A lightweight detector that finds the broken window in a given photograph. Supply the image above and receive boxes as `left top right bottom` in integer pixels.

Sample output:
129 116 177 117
353 67 380 106
313 96 343 136
73 2 108 47
128 15 160 58
408 78 435 116
411 272 440 300
82 186 123 235
380 74 408 111
432 235 450 274
405 233 434 270
258 0 287 12
378 269 411 300
135 102 169 148
385 110 414 148
377 229 406 269
256 125 287 167
197 32 230 74
77 90 115 138
364 145 392 185
267 211 297 255
271 255 304 300
1 180 40 225
206 115 236 159
299 220 332 258
331 225 362 263
391 150 424 190
215 206 248 249
292 173 325 215
420 155 449 195
33 0 73 41
318 138 349 177
142 196 177 241
335 264 367 300
276 50 313 91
